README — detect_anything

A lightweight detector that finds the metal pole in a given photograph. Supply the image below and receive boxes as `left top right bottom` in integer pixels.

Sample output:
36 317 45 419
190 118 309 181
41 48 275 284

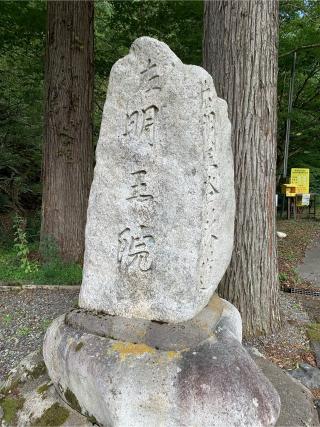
283 51 297 179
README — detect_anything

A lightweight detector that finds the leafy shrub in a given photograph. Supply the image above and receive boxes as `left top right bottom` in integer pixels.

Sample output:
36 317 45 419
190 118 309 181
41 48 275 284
13 215 38 273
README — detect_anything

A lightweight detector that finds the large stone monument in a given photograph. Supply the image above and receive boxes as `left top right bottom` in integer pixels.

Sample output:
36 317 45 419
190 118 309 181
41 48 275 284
43 37 281 426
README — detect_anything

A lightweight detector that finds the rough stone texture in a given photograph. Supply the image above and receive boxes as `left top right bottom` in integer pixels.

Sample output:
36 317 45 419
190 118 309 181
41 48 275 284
288 363 320 390
312 341 320 368
66 293 240 351
0 350 93 427
79 36 235 322
43 298 280 427
250 349 320 427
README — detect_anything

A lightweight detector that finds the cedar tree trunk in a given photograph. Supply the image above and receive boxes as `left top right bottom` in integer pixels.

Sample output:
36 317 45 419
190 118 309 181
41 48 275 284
203 0 281 337
41 0 94 263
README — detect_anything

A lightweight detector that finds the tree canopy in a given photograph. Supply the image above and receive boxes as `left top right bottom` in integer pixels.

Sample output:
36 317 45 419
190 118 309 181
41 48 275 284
0 0 319 215
278 0 320 191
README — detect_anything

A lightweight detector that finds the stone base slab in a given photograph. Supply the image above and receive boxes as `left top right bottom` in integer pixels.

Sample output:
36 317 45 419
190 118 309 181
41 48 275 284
43 297 280 426
0 350 93 427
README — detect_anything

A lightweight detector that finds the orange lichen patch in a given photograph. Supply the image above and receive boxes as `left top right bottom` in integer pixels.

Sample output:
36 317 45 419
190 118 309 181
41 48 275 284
206 294 223 315
166 351 181 361
111 342 156 361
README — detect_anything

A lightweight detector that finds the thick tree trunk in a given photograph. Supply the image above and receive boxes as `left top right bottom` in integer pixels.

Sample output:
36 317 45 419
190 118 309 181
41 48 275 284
203 0 280 337
41 0 94 263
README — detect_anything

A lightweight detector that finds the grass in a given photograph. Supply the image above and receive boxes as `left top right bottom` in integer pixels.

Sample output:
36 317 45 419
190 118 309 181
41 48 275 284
3 313 13 324
307 323 320 342
277 218 320 289
0 246 82 286
17 326 31 337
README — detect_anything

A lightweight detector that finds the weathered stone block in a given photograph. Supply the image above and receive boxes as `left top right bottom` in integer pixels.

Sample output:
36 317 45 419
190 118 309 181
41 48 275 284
43 298 280 427
79 36 235 322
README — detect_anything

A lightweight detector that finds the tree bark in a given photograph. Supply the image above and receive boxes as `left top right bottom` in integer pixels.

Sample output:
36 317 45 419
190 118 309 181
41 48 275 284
203 0 280 337
41 0 94 263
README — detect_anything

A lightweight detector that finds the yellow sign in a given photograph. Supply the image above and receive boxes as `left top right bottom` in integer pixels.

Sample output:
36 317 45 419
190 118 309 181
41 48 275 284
281 183 296 197
290 168 309 194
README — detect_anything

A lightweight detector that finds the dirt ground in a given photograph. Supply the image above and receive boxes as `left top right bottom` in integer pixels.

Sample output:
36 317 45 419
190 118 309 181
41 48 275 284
245 291 319 369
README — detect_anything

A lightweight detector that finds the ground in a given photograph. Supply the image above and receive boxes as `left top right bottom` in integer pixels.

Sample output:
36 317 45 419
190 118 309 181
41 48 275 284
0 218 319 394
246 218 320 370
277 219 320 291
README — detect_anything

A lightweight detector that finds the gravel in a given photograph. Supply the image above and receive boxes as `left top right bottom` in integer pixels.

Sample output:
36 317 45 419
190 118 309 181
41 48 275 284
1 287 319 380
0 287 79 381
245 292 317 369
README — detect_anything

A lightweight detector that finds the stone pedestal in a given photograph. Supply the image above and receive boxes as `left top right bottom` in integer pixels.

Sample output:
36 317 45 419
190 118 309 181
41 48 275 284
43 295 280 426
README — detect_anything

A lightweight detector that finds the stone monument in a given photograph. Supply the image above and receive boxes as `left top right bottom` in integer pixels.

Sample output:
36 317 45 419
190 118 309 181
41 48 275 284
43 37 281 426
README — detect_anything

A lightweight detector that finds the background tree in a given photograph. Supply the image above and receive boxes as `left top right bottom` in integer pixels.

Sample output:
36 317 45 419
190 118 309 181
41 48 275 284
41 0 94 262
0 1 45 218
0 0 318 266
277 0 320 191
203 0 281 336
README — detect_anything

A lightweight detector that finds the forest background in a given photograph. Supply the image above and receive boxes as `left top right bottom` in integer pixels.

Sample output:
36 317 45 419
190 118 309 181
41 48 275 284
0 0 319 261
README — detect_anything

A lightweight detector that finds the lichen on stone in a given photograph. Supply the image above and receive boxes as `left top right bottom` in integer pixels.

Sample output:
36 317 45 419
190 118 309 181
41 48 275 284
75 342 84 352
31 402 69 426
166 351 181 360
64 388 81 412
111 342 156 361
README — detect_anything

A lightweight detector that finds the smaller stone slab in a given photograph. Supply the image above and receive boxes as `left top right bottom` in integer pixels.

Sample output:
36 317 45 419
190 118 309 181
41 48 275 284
0 350 93 427
66 294 224 351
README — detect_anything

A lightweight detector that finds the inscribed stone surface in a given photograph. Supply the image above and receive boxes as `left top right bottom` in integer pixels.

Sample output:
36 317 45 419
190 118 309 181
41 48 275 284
79 37 235 322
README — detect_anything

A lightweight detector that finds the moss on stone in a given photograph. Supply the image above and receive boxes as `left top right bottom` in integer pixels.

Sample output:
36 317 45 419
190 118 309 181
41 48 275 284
0 378 22 396
31 402 69 426
27 361 46 379
37 382 50 395
0 396 25 424
75 342 84 352
85 411 98 425
64 388 81 412
307 323 320 342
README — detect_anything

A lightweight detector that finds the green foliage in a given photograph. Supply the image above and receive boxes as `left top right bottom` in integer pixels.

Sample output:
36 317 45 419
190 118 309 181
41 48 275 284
17 326 31 337
0 1 204 218
0 0 319 259
0 1 45 213
306 323 320 342
278 0 320 186
39 234 60 265
0 245 82 286
13 215 38 273
3 313 13 324
35 259 82 286
41 319 52 331
278 272 288 283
